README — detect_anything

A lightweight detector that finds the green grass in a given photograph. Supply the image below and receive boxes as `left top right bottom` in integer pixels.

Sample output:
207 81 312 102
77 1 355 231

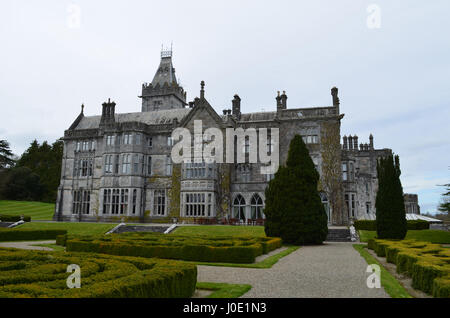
196 282 252 298
359 230 450 244
184 245 299 269
15 222 117 236
0 200 55 220
173 225 266 237
353 244 412 298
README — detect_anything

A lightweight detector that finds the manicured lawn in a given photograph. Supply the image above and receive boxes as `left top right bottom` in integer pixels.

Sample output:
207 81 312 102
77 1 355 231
31 243 65 252
359 230 450 244
15 222 117 236
0 200 55 220
353 244 412 298
173 225 266 237
196 282 252 298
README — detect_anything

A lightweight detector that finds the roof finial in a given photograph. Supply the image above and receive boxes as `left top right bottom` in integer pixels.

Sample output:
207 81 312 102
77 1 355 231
200 80 205 99
81 103 84 114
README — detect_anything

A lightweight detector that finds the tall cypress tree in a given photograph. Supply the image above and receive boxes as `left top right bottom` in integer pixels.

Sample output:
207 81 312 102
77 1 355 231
264 135 328 245
376 154 407 239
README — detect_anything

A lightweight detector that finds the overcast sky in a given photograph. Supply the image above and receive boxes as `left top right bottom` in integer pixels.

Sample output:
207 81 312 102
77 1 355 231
0 0 448 214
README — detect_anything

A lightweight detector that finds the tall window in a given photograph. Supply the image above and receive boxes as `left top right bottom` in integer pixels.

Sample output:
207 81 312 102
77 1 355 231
250 194 264 220
366 202 371 214
154 190 166 215
122 154 131 174
120 189 129 214
132 189 137 214
73 190 90 214
167 136 174 147
233 195 246 220
166 155 172 175
123 133 132 145
111 189 120 214
75 158 93 177
106 135 115 146
133 154 139 174
147 156 152 175
342 163 348 181
105 155 113 173
147 137 153 148
103 189 111 214
135 133 141 145
114 155 119 174
184 193 206 217
349 162 354 181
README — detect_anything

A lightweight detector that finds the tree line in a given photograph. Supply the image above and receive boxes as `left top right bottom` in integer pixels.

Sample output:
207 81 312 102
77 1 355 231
0 139 63 203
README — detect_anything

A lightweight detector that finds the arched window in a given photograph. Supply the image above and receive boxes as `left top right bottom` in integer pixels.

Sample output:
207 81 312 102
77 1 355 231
233 195 246 220
250 194 264 219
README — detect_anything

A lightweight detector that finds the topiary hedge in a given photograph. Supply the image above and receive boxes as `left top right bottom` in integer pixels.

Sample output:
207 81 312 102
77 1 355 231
59 232 282 264
368 238 450 297
354 219 430 231
0 229 67 241
0 248 197 298
0 215 31 222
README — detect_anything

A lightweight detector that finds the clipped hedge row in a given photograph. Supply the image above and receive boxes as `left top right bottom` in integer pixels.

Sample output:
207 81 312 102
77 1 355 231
59 232 283 264
354 220 430 231
0 229 67 242
368 238 450 297
0 248 197 298
0 215 31 222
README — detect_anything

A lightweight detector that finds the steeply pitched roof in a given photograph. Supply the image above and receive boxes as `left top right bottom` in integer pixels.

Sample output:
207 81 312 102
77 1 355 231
151 51 177 87
72 108 191 130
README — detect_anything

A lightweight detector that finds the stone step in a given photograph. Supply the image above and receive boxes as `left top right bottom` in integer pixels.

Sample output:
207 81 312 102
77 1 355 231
326 228 351 242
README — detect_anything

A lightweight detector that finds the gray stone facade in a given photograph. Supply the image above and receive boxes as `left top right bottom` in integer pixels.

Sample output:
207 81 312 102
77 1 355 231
54 50 402 225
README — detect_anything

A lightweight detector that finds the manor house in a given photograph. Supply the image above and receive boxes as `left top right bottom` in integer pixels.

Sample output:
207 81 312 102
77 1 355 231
54 50 397 225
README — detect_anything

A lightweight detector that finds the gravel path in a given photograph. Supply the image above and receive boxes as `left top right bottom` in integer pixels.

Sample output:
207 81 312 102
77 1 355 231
198 242 389 298
0 240 56 251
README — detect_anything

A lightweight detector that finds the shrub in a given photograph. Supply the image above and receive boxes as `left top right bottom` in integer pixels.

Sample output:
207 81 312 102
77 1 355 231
264 135 328 245
356 220 429 231
0 215 31 222
0 229 67 241
0 248 197 298
407 220 430 230
367 238 450 297
375 155 407 239
61 233 282 264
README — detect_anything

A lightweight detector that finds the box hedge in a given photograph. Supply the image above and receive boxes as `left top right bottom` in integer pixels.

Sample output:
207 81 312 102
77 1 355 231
354 220 429 231
367 238 450 297
0 248 197 298
61 232 282 264
0 215 31 222
0 229 67 241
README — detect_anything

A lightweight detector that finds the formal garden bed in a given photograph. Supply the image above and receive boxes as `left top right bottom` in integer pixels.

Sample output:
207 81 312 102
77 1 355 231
0 247 197 298
368 238 450 297
56 232 282 264
0 228 67 241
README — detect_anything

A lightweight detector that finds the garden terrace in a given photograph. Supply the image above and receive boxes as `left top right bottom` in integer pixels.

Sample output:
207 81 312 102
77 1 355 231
59 232 282 264
368 238 450 297
0 248 197 298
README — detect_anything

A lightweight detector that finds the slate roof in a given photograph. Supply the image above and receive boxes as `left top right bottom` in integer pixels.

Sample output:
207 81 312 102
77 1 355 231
73 108 191 130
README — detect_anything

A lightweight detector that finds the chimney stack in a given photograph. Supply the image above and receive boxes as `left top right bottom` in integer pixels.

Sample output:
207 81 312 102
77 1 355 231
369 134 374 149
353 135 358 150
343 136 348 150
232 94 241 119
348 135 353 150
280 91 287 109
276 91 283 111
100 98 116 126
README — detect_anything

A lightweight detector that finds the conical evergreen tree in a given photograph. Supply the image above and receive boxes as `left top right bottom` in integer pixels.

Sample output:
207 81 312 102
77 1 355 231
264 135 328 244
375 154 407 239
